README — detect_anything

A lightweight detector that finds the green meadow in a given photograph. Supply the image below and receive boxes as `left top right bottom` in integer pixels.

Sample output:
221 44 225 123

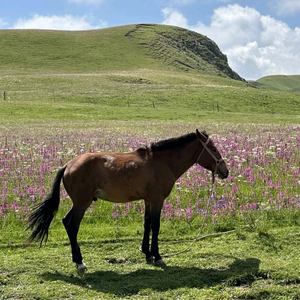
1 70 300 125
1 24 300 299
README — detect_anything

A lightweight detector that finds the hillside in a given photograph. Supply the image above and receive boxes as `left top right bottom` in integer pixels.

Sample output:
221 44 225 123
251 75 300 93
1 23 300 124
0 24 243 80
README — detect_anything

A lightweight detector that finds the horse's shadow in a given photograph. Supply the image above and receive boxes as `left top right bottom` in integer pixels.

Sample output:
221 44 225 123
41 257 260 296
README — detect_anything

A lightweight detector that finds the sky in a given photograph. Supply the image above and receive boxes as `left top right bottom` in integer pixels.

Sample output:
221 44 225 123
0 0 300 80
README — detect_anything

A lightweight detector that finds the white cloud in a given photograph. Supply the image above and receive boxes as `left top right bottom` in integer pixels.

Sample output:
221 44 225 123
271 0 300 15
162 7 188 28
68 0 105 4
12 14 107 31
162 4 300 79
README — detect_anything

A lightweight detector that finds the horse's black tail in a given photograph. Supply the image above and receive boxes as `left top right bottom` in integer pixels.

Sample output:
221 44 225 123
26 166 67 246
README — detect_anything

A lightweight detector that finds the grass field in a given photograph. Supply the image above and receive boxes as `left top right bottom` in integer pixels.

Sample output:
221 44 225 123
1 25 300 299
1 121 300 299
1 70 300 125
2 226 300 299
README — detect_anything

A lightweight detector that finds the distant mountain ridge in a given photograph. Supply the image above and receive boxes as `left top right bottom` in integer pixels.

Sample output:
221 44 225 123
251 75 300 93
0 23 243 80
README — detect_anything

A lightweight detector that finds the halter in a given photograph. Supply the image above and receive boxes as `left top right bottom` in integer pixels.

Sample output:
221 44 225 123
195 133 224 184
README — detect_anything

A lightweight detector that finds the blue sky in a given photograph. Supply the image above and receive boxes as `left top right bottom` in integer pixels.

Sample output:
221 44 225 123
1 0 300 80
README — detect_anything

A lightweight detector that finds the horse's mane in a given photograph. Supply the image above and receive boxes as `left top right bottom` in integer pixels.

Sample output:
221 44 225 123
150 131 208 152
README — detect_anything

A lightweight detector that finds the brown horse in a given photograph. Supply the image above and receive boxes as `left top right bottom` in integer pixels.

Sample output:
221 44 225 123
27 129 228 270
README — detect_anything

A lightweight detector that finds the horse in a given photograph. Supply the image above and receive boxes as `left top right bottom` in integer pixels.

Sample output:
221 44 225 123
27 129 228 271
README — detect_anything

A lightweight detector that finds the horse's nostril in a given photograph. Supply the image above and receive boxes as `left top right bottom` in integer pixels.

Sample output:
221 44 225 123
218 168 229 179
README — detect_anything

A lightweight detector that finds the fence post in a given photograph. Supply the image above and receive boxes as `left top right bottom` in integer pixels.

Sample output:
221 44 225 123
3 91 6 100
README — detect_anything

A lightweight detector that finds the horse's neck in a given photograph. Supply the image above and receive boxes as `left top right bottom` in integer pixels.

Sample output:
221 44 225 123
160 140 200 180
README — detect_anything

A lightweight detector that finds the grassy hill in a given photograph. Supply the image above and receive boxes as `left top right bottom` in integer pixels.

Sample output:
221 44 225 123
0 24 299 124
0 24 242 80
251 75 300 93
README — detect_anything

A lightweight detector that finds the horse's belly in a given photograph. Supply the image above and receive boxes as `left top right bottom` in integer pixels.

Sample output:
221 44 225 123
93 188 142 203
94 166 149 202
94 189 109 201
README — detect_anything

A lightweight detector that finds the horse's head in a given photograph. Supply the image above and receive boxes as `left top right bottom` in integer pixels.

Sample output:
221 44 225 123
195 129 228 179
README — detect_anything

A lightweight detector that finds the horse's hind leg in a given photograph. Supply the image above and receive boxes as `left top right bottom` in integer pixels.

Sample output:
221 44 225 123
62 204 88 270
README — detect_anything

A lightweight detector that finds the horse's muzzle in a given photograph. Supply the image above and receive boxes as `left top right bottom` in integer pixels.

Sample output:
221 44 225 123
217 166 229 179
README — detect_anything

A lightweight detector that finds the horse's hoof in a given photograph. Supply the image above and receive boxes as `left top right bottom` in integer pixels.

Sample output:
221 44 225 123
146 256 155 264
155 259 166 267
77 262 87 274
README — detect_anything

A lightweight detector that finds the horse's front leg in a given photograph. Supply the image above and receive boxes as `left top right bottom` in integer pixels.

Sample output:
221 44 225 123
150 202 166 267
141 200 153 263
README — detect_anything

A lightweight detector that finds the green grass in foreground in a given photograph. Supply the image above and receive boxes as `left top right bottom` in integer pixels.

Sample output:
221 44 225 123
1 227 300 299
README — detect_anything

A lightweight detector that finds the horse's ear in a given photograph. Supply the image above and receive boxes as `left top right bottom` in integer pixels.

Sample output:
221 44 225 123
196 129 201 138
